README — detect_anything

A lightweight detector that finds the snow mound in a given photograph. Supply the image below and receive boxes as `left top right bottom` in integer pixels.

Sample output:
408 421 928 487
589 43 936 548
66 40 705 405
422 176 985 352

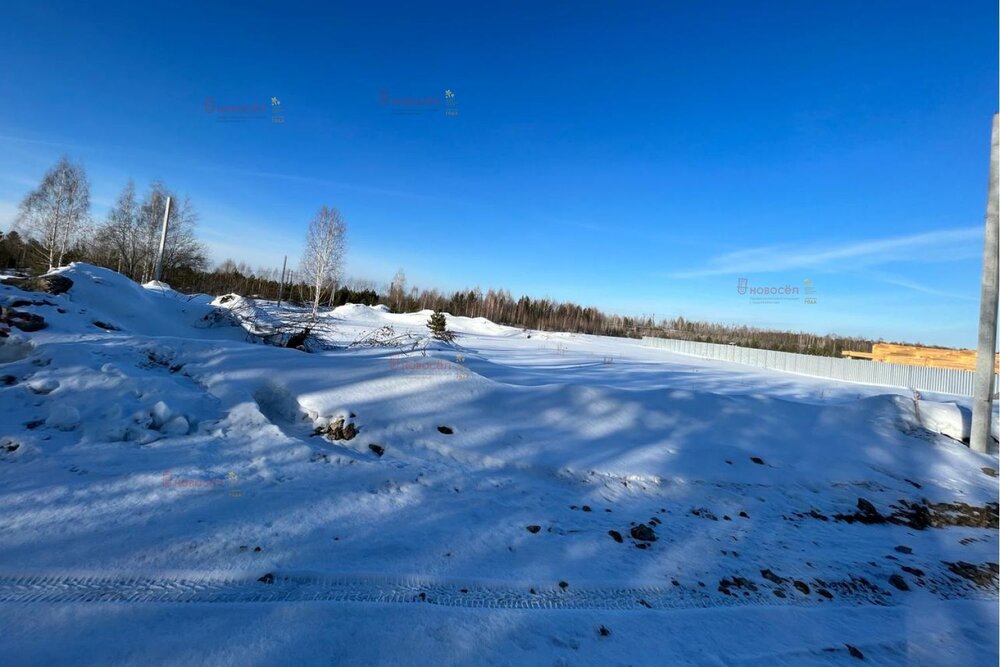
915 400 972 442
329 303 387 321
25 264 236 338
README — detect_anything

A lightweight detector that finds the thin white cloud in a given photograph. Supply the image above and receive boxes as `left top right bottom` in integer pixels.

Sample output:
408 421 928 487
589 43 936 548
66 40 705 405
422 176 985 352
669 227 981 278
192 165 464 204
867 271 978 301
0 134 91 151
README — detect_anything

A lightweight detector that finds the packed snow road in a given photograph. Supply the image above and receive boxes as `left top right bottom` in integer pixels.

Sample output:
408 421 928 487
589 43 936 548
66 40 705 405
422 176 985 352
0 264 997 666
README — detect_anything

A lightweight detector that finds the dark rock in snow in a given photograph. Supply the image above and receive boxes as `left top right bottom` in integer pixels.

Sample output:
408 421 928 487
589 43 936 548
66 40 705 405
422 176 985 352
793 580 810 594
368 443 385 457
856 498 879 518
894 545 913 554
526 525 541 534
888 574 910 591
607 530 623 543
558 581 569 590
982 467 998 478
630 524 657 542
845 644 865 660
760 569 786 585
258 573 275 584
597 625 611 637
437 425 454 435
750 456 765 465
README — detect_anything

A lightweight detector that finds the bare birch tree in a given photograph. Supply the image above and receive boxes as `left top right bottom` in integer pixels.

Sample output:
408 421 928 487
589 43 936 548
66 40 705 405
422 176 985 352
15 156 90 270
96 179 141 276
300 206 346 317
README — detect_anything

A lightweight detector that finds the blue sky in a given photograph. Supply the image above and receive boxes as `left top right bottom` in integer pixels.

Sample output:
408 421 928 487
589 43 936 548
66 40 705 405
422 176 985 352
0 1 996 346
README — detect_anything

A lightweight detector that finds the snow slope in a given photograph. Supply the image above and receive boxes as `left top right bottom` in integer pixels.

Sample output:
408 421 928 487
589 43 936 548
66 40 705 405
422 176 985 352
0 264 997 666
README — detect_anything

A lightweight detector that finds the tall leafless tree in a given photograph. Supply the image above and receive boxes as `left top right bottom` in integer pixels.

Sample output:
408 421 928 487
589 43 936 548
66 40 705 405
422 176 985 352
93 181 207 282
389 268 407 312
15 156 90 270
300 206 347 317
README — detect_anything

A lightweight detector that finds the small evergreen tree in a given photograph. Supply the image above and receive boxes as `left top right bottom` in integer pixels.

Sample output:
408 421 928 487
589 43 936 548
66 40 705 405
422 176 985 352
427 310 453 341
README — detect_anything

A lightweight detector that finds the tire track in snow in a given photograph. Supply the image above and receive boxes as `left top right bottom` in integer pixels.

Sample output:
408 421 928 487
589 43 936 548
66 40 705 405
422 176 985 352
0 572 966 609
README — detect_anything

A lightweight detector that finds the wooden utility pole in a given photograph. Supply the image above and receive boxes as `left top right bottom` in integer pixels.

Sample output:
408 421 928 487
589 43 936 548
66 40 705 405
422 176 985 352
153 196 172 283
971 113 999 453
277 255 287 308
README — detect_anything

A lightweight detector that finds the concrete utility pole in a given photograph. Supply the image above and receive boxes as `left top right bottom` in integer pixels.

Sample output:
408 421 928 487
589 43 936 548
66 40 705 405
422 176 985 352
277 255 287 308
971 113 999 453
153 196 172 283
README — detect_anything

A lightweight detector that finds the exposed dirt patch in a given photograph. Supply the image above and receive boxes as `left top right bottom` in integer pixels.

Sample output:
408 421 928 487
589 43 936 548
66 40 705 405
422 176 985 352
92 320 120 331
314 417 359 441
718 576 757 596
1 308 46 332
944 561 999 590
832 497 998 530
5 274 73 295
7 298 55 308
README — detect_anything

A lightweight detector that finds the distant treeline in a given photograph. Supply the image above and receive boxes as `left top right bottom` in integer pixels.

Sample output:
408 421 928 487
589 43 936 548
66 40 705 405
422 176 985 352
133 259 878 357
640 317 875 357
0 232 879 358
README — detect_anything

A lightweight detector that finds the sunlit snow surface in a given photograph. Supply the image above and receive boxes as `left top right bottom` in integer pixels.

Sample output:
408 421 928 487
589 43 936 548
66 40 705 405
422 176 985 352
0 264 996 666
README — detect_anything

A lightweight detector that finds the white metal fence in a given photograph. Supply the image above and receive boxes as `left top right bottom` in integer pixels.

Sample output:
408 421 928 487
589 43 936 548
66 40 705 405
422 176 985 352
641 336 997 397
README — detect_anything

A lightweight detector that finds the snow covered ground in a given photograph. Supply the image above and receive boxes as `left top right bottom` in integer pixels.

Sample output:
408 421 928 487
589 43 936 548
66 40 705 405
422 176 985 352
0 264 997 666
